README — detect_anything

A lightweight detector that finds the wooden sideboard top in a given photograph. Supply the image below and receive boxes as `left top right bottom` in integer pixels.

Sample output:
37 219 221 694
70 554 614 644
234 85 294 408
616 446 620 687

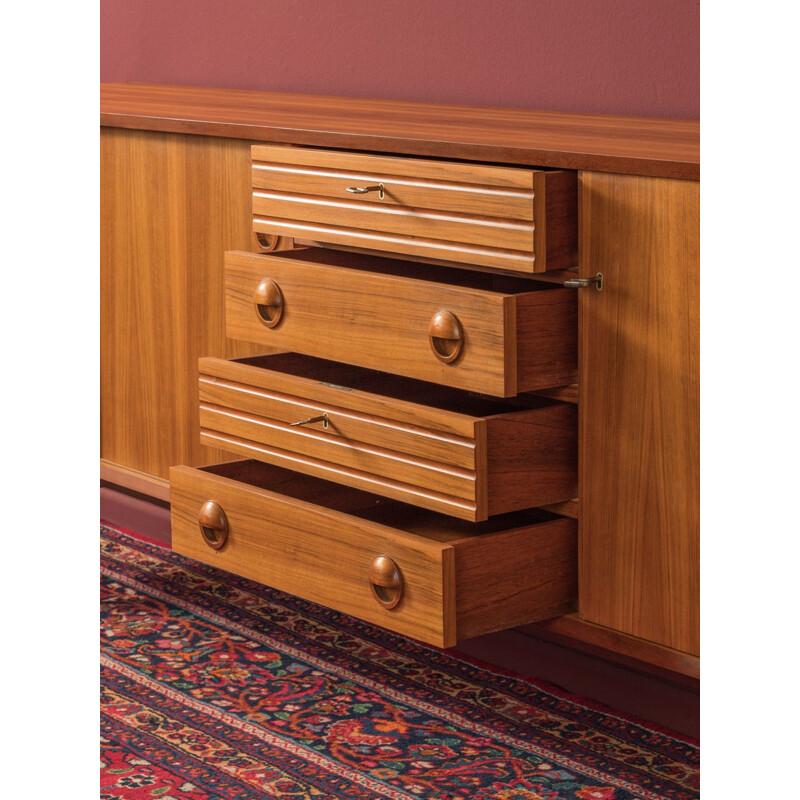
100 83 699 180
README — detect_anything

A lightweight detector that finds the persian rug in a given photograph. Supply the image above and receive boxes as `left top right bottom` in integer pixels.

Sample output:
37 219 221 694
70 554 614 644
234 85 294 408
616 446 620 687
100 522 699 800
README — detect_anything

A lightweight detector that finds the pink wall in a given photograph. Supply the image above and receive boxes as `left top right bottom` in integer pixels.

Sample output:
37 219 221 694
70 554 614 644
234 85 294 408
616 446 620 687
101 0 699 119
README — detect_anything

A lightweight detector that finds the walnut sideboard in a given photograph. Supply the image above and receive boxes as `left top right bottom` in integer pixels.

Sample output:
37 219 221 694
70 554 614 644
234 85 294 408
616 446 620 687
100 84 699 677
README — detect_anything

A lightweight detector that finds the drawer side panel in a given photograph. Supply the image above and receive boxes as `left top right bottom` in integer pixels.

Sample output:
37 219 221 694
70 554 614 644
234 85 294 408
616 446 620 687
485 405 578 514
453 518 577 639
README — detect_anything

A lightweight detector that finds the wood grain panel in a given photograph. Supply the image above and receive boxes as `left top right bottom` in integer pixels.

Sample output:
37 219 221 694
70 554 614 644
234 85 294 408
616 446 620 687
533 615 700 679
170 462 457 647
252 164 535 219
579 172 699 655
100 459 171 503
198 429 480 519
225 250 512 394
539 499 578 519
251 145 577 273
197 354 577 521
454 519 577 640
101 83 700 179
199 354 481 438
170 460 577 646
252 218 535 272
198 403 478 501
224 249 576 396
484 405 577 516
100 128 265 480
198 375 477 469
534 170 579 271
252 193 534 252
515 289 579 389
253 144 534 187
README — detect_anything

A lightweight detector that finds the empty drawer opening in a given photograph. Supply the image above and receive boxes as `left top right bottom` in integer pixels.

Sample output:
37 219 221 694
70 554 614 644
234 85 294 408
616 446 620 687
201 459 560 543
271 247 566 294
232 353 558 417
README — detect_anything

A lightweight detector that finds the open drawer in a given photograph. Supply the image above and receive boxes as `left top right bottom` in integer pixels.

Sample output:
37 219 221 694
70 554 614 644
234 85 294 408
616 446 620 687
251 144 577 274
170 460 577 648
225 248 577 397
198 353 577 521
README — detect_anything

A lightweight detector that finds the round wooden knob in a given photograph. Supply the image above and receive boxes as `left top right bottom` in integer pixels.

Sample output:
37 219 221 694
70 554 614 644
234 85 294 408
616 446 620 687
428 310 464 364
253 278 284 328
368 555 404 609
254 232 281 251
198 500 228 550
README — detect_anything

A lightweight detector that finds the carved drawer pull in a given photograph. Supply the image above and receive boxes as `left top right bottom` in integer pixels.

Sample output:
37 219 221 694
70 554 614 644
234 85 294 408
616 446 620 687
198 500 228 550
428 310 464 364
368 555 404 609
253 278 284 327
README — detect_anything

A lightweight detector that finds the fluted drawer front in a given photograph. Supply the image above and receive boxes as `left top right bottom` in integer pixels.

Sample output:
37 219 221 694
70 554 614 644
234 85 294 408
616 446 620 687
170 460 577 648
224 248 577 397
197 354 577 522
251 145 577 273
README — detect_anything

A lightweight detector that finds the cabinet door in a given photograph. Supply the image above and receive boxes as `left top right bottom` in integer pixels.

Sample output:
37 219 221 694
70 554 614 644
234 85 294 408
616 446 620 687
579 172 699 655
100 128 270 480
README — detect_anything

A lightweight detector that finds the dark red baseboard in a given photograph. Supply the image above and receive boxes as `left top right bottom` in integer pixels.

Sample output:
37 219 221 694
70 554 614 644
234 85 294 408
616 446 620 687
101 487 171 546
455 632 698 739
99 485 699 739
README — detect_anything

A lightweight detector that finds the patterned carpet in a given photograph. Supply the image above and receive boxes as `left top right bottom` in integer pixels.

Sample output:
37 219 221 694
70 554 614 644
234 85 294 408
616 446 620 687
100 523 699 799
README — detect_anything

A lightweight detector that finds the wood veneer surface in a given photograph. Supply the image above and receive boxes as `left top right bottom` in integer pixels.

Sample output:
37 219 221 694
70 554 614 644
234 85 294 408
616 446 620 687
578 173 699 655
100 128 264 480
101 83 699 180
224 249 577 396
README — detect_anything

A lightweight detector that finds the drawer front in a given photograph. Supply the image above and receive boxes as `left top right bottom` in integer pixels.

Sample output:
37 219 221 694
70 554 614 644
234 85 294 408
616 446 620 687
197 355 577 521
225 250 577 396
170 460 578 647
170 462 455 646
251 145 577 273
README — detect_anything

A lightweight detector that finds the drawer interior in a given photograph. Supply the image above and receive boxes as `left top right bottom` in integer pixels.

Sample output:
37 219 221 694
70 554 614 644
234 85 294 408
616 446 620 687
275 246 564 294
232 352 555 417
201 459 560 544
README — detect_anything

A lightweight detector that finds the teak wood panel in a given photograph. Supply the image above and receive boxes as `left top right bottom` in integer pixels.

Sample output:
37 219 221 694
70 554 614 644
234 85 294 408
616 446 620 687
101 83 700 180
197 375 477 469
532 615 700 680
169 460 578 647
170 462 456 646
579 172 699 656
195 354 480 437
197 355 577 521
100 128 268 480
454 523 577 639
251 145 577 273
252 164 534 219
224 250 577 396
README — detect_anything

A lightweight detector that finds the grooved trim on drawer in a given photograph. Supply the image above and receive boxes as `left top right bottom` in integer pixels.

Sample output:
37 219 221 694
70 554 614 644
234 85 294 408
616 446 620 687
251 146 577 273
